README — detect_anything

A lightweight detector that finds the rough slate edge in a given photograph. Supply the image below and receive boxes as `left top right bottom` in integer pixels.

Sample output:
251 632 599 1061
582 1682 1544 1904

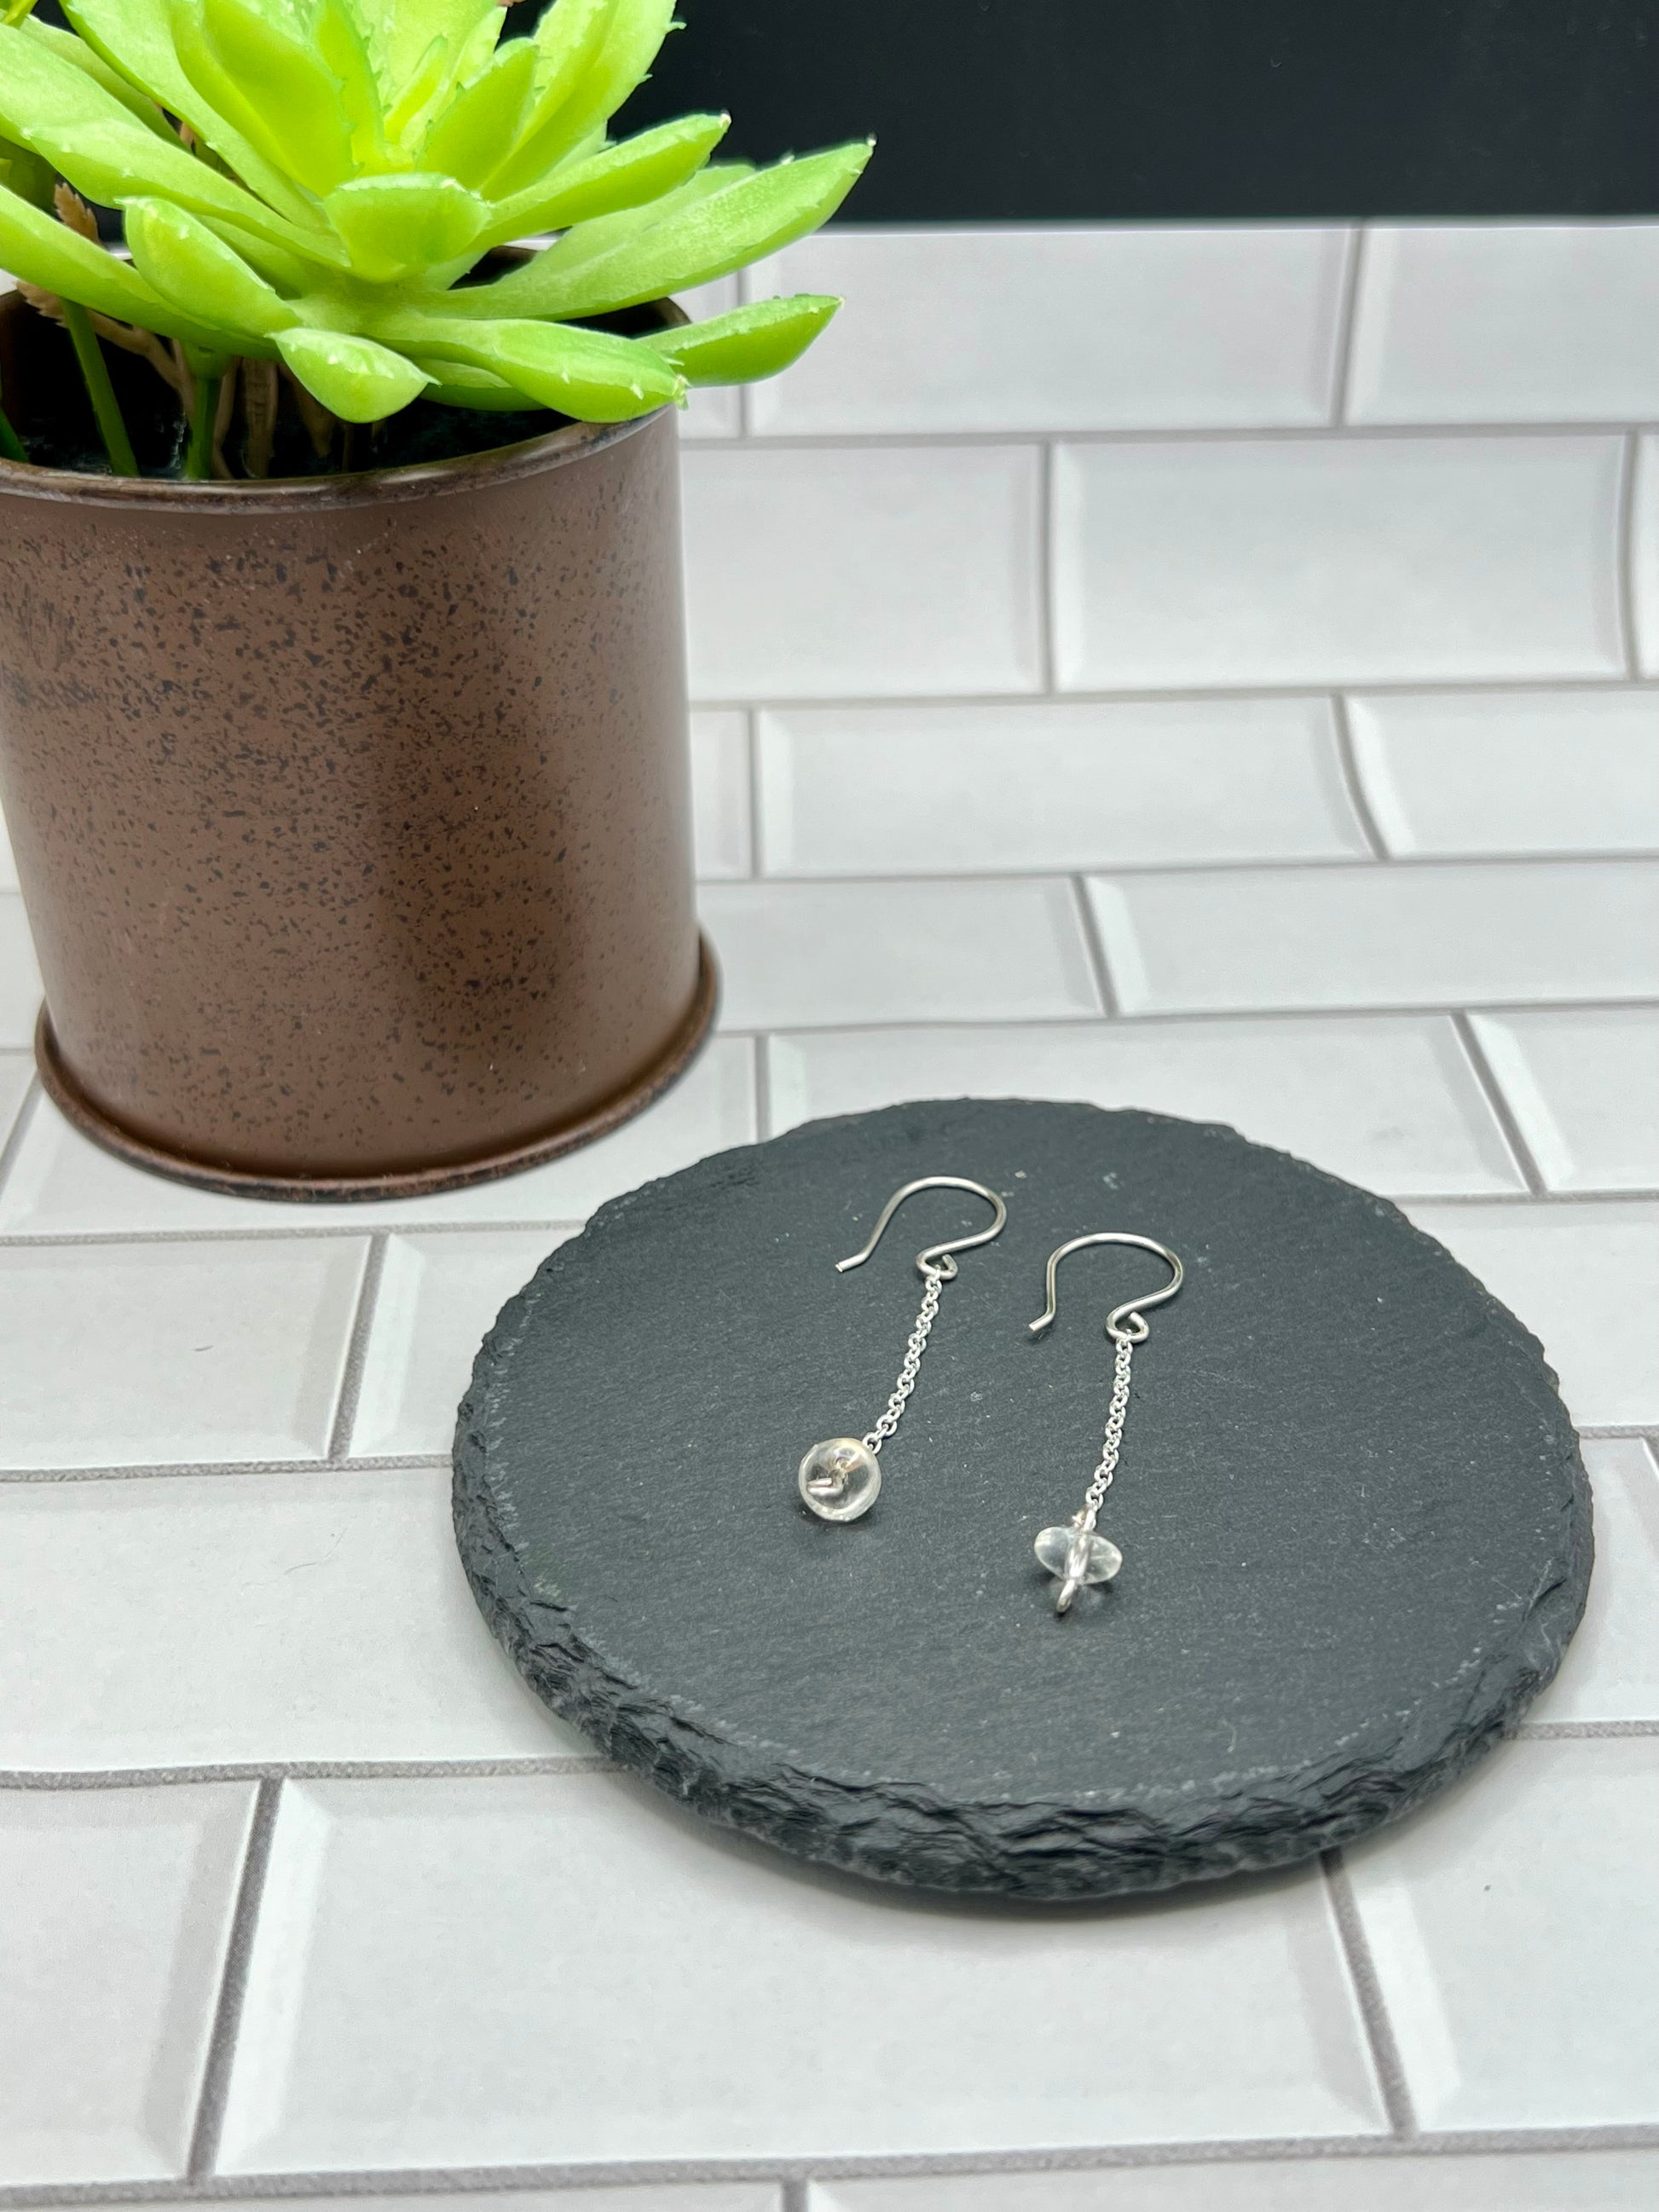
453 1100 1593 1902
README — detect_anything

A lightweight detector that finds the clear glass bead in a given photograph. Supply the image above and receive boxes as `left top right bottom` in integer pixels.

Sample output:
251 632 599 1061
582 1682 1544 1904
1034 1523 1123 1587
798 1436 882 1522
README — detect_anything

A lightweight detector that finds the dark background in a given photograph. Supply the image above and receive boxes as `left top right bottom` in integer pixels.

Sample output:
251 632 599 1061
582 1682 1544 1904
547 0 1659 222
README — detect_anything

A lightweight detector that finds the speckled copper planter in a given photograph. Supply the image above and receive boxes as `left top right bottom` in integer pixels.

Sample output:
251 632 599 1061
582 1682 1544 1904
0 292 713 1198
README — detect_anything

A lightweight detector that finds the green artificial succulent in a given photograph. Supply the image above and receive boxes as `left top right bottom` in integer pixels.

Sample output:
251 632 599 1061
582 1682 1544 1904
0 0 869 473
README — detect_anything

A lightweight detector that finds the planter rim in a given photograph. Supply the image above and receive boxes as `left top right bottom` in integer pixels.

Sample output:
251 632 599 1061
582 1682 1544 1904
0 286 688 512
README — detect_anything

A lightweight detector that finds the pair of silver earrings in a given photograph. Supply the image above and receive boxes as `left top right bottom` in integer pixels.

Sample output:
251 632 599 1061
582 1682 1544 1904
795 1175 1184 1617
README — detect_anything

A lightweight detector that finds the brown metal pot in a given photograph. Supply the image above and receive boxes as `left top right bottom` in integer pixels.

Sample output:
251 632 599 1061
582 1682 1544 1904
0 290 714 1199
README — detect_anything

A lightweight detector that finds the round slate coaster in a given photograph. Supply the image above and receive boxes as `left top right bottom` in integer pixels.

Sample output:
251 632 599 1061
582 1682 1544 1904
454 1100 1590 1899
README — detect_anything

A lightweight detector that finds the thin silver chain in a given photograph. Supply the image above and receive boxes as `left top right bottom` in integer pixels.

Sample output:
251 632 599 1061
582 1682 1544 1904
862 1266 945 1453
1077 1335 1135 1529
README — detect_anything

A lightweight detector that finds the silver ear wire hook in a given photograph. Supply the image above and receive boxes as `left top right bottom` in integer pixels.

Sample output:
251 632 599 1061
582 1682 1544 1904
1028 1232 1184 1345
796 1174 1009 1523
1029 1231 1185 1615
835 1175 1009 1285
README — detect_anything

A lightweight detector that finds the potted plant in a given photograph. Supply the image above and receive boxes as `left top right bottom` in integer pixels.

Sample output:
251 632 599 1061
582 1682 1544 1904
0 0 867 1198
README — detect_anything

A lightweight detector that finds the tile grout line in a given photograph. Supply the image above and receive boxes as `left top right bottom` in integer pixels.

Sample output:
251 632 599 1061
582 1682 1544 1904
0 1221 586 1250
1449 1011 1548 1195
1328 692 1390 858
690 419 1657 452
1521 1718 1659 1739
1068 874 1119 1017
1618 428 1644 681
186 1776 283 2179
751 1031 774 1141
689 675 1659 714
708 851 1659 886
1321 1847 1419 2139
780 2182 811 2212
1327 223 1367 426
325 1234 390 1464
11 2124 1659 2204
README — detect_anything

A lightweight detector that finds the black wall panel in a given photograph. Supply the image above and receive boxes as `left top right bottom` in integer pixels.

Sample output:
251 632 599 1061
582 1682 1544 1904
594 0 1659 222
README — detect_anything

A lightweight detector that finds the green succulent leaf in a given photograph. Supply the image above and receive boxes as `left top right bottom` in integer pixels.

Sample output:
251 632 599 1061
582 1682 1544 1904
193 0 356 195
324 170 488 279
124 193 297 337
642 292 841 385
0 137 55 208
481 111 729 246
0 171 220 342
354 0 500 95
384 309 681 419
467 141 872 321
488 0 670 197
61 0 321 227
275 325 434 420
416 38 535 188
20 18 172 136
315 0 391 172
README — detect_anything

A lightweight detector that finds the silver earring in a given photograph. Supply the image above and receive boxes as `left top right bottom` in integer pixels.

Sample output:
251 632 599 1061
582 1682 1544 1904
797 1175 1009 1523
1029 1233 1184 1614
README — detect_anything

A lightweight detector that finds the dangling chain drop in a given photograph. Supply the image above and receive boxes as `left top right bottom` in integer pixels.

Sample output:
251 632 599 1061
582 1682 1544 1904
863 1265 945 1453
1078 1333 1134 1531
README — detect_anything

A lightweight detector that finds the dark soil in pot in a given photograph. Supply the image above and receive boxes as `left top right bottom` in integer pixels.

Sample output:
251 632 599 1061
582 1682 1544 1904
0 289 714 1199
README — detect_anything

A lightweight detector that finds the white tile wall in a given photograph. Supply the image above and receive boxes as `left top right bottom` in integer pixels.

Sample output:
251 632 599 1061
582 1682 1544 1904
1405 1200 1659 1429
1087 861 1659 1014
745 226 1351 433
0 1048 30 1149
691 707 754 878
0 891 42 1048
815 2149 1659 2210
0 1782 254 2183
1469 1008 1659 1192
0 1039 756 1234
0 1238 368 1470
350 1228 572 1460
701 879 1102 1030
1532 1438 1659 1724
1052 436 1626 690
1346 1737 1659 2130
217 1773 1384 2173
755 697 1369 875
681 445 1043 701
766 1015 1523 1198
0 801 15 892
1348 223 1659 424
0 1467 572 1770
1346 689 1659 854
1629 434 1659 675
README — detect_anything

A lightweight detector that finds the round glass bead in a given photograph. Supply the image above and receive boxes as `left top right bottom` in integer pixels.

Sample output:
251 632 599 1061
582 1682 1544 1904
798 1436 882 1522
1034 1524 1123 1586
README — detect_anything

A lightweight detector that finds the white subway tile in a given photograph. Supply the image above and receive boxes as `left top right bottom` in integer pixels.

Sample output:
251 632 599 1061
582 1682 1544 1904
0 1238 368 1469
701 880 1101 1030
0 1050 30 1151
217 1773 1382 2172
691 708 753 879
0 1039 756 1236
1053 436 1625 690
0 1782 255 2183
350 1229 573 1460
1349 223 1659 424
0 1467 572 1769
1403 1199 1659 1428
682 445 1043 701
1347 688 1659 854
1469 1008 1659 1192
1347 1736 1659 2128
814 2147 1659 2210
1087 861 1659 1014
746 226 1350 434
767 1015 1523 1198
1532 1439 1659 1725
675 277 743 440
0 892 42 1048
1630 435 1659 675
757 697 1367 875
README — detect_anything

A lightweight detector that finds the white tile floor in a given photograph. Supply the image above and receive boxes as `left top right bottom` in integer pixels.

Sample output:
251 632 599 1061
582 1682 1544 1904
3 221 1658 2209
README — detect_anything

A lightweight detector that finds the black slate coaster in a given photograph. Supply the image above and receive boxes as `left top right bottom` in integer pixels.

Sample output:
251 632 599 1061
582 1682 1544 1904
454 1100 1591 1898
